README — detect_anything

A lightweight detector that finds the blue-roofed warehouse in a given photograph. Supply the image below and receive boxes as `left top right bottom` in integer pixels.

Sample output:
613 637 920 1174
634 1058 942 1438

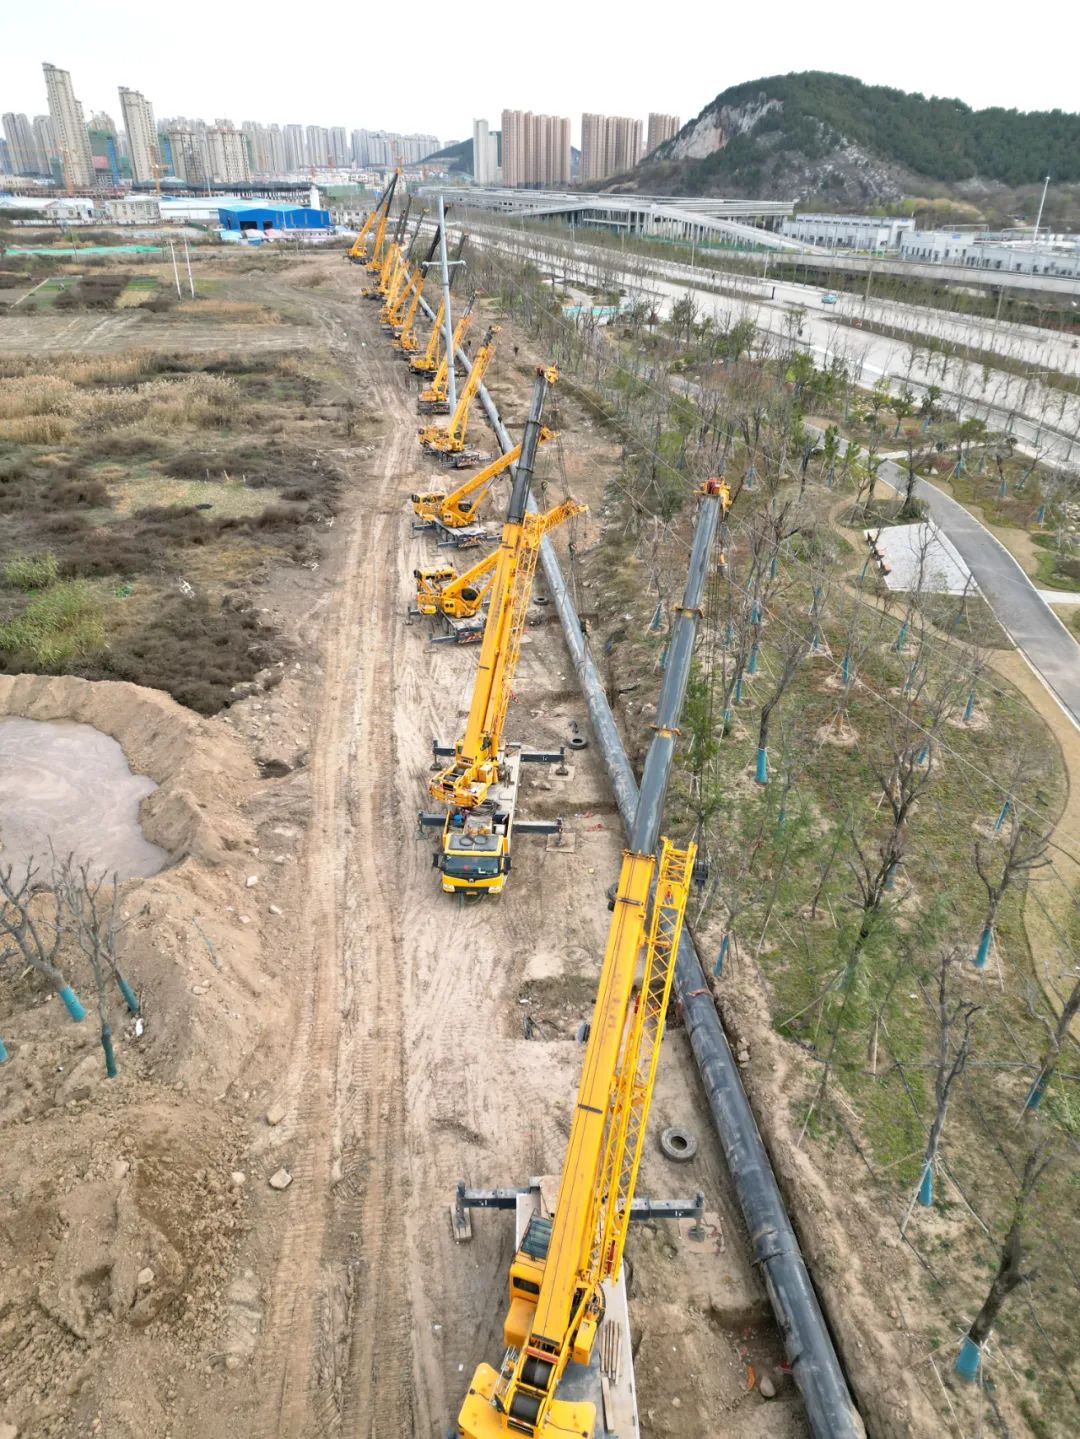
218 201 331 233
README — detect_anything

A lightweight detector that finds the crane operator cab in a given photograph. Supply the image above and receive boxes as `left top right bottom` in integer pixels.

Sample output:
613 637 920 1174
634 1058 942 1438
436 805 511 898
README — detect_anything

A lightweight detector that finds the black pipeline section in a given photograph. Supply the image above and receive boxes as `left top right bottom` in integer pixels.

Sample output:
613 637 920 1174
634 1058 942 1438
414 299 864 1439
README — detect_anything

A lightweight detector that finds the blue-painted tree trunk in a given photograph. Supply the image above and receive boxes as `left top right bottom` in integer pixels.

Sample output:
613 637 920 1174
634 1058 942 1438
755 747 769 785
734 675 743 704
964 688 976 722
858 556 870 583
751 599 761 624
116 975 140 1014
1036 503 1046 525
1024 1073 1047 1110
101 1024 117 1079
722 706 733 728
841 653 850 685
917 743 929 765
975 926 993 969
714 932 730 977
747 644 759 675
58 986 86 1021
917 1160 933 1207
724 622 734 647
769 556 778 579
895 620 909 652
0 1037 8 1063
955 1336 982 1382
993 799 1010 832
884 862 897 891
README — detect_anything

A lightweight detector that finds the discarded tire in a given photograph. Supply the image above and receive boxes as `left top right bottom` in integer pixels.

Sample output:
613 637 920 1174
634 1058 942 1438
659 1126 697 1162
568 735 588 751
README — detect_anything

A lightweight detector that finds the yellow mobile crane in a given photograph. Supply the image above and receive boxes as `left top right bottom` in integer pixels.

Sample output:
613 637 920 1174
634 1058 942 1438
410 426 554 541
412 549 497 643
419 325 499 458
422 366 583 897
396 233 465 355
347 168 399 264
409 296 447 375
417 300 475 414
362 197 411 300
456 475 731 1436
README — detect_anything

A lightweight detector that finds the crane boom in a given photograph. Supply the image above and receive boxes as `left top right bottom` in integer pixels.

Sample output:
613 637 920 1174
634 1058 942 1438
429 366 577 811
411 428 553 529
359 167 400 268
456 477 731 1438
420 326 499 455
417 301 475 410
347 169 397 261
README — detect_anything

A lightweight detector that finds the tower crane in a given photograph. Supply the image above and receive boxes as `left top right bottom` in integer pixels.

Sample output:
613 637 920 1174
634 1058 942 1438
347 168 399 264
411 426 554 536
417 300 475 414
422 366 584 897
419 326 499 457
455 476 731 1437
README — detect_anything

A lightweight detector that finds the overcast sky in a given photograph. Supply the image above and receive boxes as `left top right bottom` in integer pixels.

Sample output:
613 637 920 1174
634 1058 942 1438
3 0 1075 147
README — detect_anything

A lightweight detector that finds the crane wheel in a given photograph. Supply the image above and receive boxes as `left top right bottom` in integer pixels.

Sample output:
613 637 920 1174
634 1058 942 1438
660 1126 698 1162
461 587 480 602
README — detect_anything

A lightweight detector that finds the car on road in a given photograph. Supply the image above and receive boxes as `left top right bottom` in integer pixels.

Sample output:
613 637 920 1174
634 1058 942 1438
821 292 839 305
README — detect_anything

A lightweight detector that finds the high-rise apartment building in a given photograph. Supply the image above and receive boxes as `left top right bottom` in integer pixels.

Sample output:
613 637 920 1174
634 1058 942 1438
42 62 95 187
167 129 208 186
267 125 286 173
207 124 250 183
33 115 56 173
2 113 46 176
284 124 306 171
580 114 641 181
305 125 329 167
471 118 499 184
328 126 349 167
500 110 570 187
118 86 159 183
645 113 680 156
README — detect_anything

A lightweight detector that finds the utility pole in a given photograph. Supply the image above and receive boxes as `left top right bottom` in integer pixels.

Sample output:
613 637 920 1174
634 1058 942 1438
1032 174 1051 246
166 238 182 297
183 237 195 298
436 195 457 414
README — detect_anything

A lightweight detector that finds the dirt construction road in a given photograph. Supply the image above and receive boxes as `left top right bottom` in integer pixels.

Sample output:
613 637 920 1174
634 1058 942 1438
232 281 803 1439
0 265 800 1438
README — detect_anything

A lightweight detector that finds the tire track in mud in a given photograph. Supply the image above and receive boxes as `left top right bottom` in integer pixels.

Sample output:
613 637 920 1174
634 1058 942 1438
252 303 419 1438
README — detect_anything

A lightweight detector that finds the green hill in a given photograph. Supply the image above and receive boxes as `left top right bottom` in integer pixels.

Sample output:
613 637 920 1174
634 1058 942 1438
630 73 1080 202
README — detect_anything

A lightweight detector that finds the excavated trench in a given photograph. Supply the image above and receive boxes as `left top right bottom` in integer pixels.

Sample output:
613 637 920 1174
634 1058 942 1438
0 716 168 881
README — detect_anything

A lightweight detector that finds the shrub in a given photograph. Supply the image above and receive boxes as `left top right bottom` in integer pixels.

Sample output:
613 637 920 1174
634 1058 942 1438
0 580 105 666
3 552 59 590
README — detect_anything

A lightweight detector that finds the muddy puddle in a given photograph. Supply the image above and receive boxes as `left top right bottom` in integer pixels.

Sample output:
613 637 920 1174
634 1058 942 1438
0 717 168 880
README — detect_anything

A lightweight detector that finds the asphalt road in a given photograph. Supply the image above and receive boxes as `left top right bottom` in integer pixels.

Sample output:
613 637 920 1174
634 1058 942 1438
895 462 1080 728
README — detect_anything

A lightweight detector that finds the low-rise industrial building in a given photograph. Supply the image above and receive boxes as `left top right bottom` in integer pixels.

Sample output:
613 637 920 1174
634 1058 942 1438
99 195 160 224
899 229 1080 278
217 201 331 232
780 213 914 251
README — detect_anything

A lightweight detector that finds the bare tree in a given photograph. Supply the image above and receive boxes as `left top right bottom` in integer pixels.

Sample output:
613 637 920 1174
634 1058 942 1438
956 1141 1051 1381
1024 962 1080 1111
902 948 980 1230
974 811 1052 968
0 858 85 1024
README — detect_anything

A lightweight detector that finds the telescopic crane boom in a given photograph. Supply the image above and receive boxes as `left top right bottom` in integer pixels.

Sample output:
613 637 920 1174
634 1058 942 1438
351 168 400 267
429 366 578 815
419 326 499 455
411 428 554 531
346 169 398 262
426 367 584 897
417 300 475 413
456 477 731 1438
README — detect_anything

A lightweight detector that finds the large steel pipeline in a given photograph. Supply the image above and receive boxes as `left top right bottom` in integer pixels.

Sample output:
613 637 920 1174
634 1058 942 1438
413 296 864 1438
